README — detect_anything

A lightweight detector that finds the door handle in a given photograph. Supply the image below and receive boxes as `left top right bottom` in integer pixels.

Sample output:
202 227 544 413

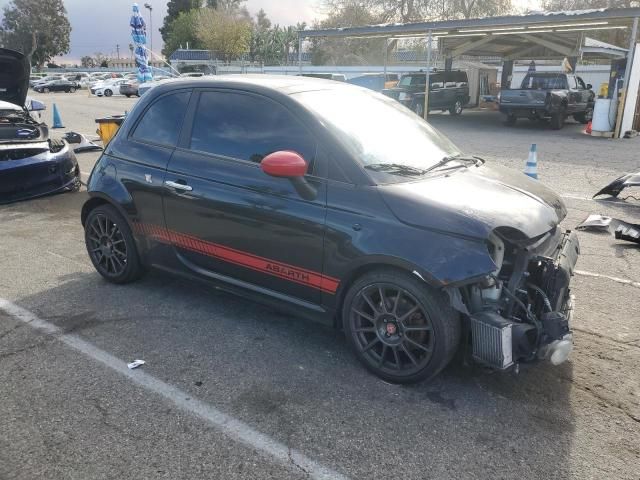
165 180 193 191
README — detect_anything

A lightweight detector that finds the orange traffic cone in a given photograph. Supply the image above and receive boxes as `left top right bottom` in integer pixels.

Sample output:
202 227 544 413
585 121 592 135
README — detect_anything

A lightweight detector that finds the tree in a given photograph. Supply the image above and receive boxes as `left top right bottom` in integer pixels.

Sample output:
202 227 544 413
0 0 71 69
196 7 252 62
81 56 96 68
162 10 204 57
160 0 202 46
311 2 386 65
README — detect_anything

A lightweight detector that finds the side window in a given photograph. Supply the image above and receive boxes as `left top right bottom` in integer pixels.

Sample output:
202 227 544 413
132 91 191 147
189 91 316 168
567 76 577 89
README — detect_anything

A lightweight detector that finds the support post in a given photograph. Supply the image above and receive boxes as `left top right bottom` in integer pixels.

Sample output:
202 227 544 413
444 57 453 71
423 29 432 120
618 16 639 138
298 35 303 75
501 60 513 89
383 38 389 79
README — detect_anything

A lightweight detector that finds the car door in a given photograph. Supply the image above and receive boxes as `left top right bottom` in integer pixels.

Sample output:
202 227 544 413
163 89 328 305
576 76 592 107
565 75 582 113
107 89 192 256
429 73 445 109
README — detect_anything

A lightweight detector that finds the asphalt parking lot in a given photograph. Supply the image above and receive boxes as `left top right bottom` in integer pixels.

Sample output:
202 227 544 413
1 91 639 479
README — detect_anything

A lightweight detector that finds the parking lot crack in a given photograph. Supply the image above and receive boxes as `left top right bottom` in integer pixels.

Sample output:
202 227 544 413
287 445 310 477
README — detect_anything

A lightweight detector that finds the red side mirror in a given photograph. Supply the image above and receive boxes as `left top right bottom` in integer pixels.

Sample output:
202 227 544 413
261 151 307 178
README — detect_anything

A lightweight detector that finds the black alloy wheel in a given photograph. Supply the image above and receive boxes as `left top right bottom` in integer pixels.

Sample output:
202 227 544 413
343 270 460 383
84 205 144 284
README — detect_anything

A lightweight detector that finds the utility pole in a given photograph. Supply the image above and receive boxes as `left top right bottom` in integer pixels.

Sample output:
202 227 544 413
144 3 153 55
116 44 120 59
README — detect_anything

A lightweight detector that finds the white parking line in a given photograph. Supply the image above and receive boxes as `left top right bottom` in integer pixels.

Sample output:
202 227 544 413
575 270 640 289
0 298 348 480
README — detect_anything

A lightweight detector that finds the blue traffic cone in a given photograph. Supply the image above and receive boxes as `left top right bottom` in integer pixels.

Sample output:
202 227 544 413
52 104 64 129
524 144 538 179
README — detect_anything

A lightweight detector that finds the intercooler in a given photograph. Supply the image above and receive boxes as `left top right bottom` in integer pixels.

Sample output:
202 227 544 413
470 312 514 369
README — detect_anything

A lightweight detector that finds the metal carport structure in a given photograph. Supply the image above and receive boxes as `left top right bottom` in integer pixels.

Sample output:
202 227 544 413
298 8 640 136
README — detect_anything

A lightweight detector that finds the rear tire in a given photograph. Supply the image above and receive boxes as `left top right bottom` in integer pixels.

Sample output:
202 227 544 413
84 204 144 284
125 94 131 98
342 269 461 384
104 89 113 97
69 87 76 93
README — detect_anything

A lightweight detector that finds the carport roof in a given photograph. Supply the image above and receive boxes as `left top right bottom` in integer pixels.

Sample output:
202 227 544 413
301 7 640 60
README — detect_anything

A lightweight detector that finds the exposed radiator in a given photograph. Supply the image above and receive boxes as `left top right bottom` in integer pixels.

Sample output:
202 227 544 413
470 312 514 370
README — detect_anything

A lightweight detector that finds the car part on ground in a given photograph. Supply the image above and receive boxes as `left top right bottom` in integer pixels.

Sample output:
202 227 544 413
593 171 640 198
81 75 579 383
62 131 103 153
499 73 594 129
0 48 80 204
576 214 640 245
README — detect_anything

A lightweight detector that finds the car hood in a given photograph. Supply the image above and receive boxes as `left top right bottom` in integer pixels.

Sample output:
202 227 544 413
379 163 567 241
0 48 30 107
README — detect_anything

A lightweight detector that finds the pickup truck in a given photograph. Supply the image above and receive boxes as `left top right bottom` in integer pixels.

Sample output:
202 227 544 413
499 73 595 129
383 70 470 117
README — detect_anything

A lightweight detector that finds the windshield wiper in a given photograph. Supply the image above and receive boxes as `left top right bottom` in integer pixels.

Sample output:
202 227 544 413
364 163 428 176
423 155 485 174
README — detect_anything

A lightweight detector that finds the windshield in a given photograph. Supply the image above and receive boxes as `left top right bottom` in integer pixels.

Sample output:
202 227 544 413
398 75 426 87
293 88 461 180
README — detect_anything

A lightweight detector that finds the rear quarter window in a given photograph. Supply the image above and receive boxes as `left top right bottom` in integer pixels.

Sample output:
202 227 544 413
131 91 191 147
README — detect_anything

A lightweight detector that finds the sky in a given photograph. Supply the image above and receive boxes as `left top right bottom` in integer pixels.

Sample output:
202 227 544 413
0 0 324 62
0 0 539 63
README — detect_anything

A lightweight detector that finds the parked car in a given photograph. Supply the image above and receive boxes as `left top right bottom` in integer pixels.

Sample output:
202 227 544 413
383 70 470 116
92 79 127 97
298 73 346 82
31 75 63 88
0 48 80 204
137 78 171 96
119 81 140 97
348 73 400 92
82 76 578 384
33 79 79 93
498 72 595 129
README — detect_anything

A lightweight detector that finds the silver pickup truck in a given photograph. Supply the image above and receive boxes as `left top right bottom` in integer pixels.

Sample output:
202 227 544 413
498 73 595 129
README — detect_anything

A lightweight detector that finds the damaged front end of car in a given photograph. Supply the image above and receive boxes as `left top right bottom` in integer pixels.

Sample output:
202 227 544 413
450 226 579 370
0 47 80 204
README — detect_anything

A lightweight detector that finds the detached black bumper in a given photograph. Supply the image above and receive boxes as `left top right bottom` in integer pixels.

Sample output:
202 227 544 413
0 142 79 204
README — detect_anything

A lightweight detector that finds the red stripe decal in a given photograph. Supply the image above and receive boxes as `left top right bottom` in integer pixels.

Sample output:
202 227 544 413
133 222 339 294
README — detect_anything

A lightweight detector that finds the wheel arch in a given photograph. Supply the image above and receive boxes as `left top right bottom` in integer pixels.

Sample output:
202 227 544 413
81 192 131 228
333 255 442 328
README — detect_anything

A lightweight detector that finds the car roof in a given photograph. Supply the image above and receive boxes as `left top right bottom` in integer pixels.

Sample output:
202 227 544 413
149 74 358 97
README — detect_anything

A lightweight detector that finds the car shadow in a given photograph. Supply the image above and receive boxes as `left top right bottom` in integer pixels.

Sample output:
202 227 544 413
10 266 576 478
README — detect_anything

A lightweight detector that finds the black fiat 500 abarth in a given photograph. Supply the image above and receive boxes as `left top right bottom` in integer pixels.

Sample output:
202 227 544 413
82 76 579 383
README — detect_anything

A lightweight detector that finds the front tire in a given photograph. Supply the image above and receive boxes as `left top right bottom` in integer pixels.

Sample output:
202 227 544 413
43 87 50 93
342 269 460 384
69 87 76 93
84 204 144 284
574 107 593 124
449 99 463 115
504 114 517 126
550 111 565 130
104 89 113 97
